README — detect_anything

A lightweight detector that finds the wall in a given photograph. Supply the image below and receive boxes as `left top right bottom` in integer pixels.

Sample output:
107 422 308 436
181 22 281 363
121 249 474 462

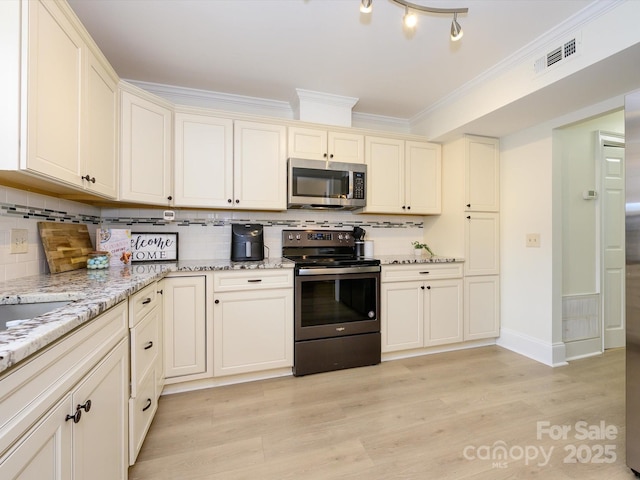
0 185 101 281
0 183 431 281
498 96 625 366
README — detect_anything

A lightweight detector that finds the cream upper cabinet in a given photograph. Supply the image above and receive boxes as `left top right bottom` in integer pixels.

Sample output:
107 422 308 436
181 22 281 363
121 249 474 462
24 0 84 187
0 0 119 199
174 112 233 207
83 49 118 198
465 135 500 212
233 120 287 210
406 141 442 214
120 84 173 205
288 126 364 163
365 136 441 214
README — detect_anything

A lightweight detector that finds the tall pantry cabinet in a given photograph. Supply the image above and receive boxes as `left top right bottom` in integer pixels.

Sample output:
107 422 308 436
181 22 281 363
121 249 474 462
437 135 501 340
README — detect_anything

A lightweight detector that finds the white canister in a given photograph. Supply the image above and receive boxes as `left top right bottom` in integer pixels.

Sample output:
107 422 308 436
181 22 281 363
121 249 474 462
364 240 374 258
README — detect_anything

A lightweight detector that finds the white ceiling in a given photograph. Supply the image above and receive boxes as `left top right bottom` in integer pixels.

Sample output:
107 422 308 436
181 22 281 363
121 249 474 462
68 0 627 133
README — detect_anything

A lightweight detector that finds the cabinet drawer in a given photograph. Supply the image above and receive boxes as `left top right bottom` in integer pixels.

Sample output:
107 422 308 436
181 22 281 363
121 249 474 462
129 281 158 327
129 367 157 464
381 263 463 282
130 305 160 397
213 269 293 292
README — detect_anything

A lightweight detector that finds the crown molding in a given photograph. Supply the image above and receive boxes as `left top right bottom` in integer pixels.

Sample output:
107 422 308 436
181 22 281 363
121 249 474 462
410 0 624 127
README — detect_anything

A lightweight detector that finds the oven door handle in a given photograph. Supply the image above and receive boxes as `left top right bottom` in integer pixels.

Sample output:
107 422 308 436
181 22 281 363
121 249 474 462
297 265 381 276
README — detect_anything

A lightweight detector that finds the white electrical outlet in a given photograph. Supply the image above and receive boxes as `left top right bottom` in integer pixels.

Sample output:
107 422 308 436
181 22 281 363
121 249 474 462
10 228 28 254
526 233 540 248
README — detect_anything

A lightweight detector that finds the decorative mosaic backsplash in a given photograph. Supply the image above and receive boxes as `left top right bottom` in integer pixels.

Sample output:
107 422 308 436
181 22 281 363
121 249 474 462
0 202 101 225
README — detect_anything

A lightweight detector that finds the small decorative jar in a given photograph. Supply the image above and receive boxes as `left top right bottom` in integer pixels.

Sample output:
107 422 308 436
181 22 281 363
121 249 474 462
87 251 110 269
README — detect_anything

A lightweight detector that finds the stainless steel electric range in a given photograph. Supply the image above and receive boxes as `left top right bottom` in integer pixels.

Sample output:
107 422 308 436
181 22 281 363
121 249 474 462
282 229 381 376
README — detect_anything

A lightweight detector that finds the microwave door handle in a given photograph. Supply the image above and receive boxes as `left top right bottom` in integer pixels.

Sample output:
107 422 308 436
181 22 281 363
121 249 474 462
348 171 354 199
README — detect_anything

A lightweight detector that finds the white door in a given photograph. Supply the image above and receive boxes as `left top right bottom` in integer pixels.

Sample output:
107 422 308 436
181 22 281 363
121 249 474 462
600 133 625 349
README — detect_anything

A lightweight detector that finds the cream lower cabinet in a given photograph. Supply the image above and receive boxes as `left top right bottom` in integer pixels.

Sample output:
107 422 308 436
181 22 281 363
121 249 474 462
464 275 500 340
162 275 209 381
213 270 293 376
381 264 463 352
0 302 129 480
128 281 163 465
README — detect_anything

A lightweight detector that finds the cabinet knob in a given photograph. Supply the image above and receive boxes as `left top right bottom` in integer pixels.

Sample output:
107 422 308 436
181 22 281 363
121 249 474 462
323 153 328 158
167 196 173 201
81 174 96 184
66 410 81 423
426 286 431 290
421 285 425 290
228 199 232 203
329 154 334 159
466 203 471 208
467 216 471 220
402 206 406 210
235 199 240 204
157 289 163 295
142 398 152 412
214 299 219 304
78 400 92 413
407 206 411 210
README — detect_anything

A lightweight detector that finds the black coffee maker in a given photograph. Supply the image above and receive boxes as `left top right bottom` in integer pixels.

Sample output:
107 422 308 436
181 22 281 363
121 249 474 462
231 224 264 261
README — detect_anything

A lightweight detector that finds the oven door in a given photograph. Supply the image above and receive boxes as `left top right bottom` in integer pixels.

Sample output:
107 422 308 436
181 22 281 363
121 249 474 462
294 269 380 341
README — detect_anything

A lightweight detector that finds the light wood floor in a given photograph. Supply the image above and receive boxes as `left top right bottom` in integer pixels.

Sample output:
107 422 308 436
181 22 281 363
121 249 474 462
129 346 636 479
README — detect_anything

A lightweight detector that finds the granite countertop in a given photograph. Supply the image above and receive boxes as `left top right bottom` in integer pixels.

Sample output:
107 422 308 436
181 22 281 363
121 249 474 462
377 255 463 265
0 258 293 375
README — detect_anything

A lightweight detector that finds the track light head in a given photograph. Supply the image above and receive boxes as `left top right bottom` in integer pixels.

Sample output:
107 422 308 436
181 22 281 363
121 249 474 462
450 12 463 41
403 7 417 29
360 0 373 14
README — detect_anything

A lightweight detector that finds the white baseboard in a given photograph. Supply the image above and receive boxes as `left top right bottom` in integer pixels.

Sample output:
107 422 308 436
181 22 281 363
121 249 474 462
497 328 567 367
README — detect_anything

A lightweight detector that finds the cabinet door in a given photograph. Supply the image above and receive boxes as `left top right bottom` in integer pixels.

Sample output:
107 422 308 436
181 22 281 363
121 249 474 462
214 288 293 376
465 212 500 276
328 131 364 163
465 135 499 212
464 275 500 340
174 113 233 207
381 281 423 352
234 120 287 210
83 50 118 198
424 279 463 346
288 126 327 160
364 136 405 214
163 276 206 378
405 141 441 214
25 0 83 186
73 340 128 480
0 396 72 480
120 88 172 205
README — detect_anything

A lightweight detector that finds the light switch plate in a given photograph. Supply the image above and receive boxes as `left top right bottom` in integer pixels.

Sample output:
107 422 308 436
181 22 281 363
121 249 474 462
10 228 28 254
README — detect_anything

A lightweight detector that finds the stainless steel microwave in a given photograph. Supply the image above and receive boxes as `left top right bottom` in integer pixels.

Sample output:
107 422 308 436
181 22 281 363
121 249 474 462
287 158 366 210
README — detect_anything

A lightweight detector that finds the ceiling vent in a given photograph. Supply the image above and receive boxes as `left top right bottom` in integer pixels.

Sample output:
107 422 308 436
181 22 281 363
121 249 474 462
534 34 580 75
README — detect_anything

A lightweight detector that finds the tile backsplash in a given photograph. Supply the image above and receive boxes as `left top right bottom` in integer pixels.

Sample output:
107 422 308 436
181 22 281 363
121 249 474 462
0 185 428 280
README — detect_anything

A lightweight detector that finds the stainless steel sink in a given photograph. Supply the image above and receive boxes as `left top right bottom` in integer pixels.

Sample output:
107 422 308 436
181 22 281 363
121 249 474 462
0 301 71 331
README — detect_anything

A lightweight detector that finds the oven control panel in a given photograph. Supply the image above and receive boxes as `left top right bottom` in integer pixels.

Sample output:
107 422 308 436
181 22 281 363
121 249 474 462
282 229 354 247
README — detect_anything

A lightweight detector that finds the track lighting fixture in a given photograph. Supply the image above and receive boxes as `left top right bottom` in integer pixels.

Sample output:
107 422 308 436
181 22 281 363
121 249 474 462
360 0 468 41
360 0 372 14
450 12 463 41
403 6 417 29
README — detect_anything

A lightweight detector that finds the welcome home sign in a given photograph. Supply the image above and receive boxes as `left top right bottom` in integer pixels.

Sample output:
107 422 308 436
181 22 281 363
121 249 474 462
131 232 179 262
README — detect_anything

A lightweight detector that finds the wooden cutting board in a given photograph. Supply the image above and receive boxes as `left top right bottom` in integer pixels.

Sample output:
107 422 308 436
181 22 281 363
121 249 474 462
38 222 94 273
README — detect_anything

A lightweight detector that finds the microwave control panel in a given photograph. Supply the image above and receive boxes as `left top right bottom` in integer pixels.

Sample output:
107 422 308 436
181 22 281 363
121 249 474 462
353 172 365 199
